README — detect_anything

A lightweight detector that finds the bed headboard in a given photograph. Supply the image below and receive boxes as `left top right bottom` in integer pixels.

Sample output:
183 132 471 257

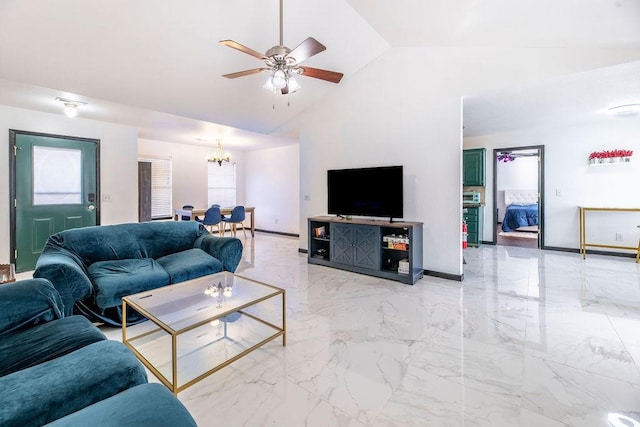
504 189 538 206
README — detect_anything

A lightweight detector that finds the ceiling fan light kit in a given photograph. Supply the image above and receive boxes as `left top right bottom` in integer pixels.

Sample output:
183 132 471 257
220 0 343 95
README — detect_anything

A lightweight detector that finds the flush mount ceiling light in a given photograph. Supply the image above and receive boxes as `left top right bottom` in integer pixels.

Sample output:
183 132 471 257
608 104 640 116
55 97 88 118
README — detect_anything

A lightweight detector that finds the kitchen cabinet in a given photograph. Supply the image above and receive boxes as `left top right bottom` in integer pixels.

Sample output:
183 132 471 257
463 148 486 186
463 206 483 247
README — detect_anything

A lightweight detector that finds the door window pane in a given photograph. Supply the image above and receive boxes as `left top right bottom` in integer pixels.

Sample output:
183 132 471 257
33 146 82 205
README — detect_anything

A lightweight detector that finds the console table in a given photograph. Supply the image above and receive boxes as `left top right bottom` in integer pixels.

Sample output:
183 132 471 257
578 206 640 262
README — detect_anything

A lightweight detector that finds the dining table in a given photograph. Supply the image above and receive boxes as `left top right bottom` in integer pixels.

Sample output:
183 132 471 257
173 206 255 237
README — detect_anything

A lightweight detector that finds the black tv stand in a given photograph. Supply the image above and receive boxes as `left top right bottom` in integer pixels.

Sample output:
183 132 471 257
308 216 423 285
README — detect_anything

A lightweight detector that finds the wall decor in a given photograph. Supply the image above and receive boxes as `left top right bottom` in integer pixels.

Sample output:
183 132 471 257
588 149 633 164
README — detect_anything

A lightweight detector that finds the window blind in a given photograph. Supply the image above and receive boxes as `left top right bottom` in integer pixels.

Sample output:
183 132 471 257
140 157 172 219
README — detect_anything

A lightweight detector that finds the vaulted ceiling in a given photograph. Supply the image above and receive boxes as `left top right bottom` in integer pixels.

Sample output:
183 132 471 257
0 1 639 149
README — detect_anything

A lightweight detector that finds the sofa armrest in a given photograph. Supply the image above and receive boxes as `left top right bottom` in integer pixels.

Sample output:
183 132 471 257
195 235 243 272
34 254 93 317
0 279 64 336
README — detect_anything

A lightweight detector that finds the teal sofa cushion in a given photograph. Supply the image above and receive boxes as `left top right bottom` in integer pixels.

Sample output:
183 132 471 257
44 383 197 427
0 279 63 335
0 315 105 377
88 259 170 309
156 247 224 283
0 340 147 427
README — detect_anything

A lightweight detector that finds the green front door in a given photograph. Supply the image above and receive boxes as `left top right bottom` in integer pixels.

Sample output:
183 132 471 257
11 131 99 272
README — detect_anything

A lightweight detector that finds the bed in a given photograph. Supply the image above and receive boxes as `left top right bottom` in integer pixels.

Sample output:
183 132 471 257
501 189 539 232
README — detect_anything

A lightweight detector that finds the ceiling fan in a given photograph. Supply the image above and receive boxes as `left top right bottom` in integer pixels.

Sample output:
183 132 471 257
220 0 343 95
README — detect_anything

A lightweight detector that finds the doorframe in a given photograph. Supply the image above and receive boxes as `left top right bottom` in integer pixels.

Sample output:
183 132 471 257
9 129 101 265
492 145 545 248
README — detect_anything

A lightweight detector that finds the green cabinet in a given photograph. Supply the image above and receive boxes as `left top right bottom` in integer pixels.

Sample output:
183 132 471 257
464 207 483 247
463 148 486 186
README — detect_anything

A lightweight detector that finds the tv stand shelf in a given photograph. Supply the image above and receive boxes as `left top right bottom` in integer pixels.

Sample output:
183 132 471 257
308 216 423 285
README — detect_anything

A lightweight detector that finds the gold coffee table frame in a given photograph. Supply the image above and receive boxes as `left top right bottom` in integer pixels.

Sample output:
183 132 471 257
122 272 285 395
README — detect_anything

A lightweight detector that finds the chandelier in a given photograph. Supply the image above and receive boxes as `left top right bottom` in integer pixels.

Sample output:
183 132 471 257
207 139 231 166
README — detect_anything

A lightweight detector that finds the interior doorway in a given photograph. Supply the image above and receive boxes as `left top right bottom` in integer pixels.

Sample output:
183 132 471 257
492 145 544 248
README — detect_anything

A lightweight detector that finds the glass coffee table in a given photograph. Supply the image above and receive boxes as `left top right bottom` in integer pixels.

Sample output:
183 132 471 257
122 271 285 395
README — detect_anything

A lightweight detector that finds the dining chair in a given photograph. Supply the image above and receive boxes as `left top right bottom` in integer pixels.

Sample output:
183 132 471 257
195 206 223 234
222 206 247 238
181 205 194 221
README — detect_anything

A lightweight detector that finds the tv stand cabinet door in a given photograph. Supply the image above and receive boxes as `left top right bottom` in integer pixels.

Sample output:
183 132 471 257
353 225 380 270
331 223 354 265
330 223 380 270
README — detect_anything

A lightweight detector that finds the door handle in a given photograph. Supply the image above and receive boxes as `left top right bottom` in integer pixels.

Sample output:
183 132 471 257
87 205 96 211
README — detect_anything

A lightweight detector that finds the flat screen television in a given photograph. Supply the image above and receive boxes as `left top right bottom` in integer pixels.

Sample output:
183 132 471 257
327 166 403 219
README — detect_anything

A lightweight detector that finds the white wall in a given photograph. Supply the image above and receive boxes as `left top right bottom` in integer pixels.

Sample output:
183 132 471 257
0 105 138 263
138 138 245 212
465 117 640 250
496 156 539 222
245 144 299 234
139 138 300 235
295 47 640 277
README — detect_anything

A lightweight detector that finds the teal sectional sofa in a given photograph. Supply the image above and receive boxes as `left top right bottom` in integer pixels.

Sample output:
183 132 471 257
34 220 243 325
0 279 196 426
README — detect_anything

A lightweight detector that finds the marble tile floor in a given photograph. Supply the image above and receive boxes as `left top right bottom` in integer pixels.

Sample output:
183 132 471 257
97 234 640 426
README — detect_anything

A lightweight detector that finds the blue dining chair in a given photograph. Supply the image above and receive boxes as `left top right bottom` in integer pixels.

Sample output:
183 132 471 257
195 206 222 234
222 206 247 238
181 205 194 221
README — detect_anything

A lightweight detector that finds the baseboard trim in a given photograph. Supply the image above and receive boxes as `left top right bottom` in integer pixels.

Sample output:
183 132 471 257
543 245 638 259
255 229 299 238
424 270 464 282
542 246 578 254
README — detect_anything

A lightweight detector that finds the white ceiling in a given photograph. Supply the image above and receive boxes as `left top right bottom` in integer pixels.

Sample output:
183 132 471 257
348 0 640 48
0 1 639 149
464 60 640 136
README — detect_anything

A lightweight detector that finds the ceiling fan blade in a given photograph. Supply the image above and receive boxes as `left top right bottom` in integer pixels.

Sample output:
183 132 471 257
222 68 268 79
299 66 343 84
219 40 266 60
286 37 326 63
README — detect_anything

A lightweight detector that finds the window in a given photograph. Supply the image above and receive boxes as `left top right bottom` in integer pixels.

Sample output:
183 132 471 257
140 157 172 219
208 163 236 207
33 146 82 205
